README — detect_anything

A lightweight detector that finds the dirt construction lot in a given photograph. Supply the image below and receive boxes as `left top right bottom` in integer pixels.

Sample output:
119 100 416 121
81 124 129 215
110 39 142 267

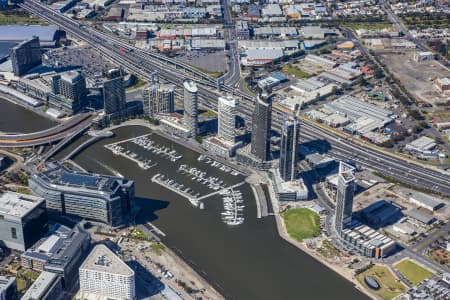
378 51 450 105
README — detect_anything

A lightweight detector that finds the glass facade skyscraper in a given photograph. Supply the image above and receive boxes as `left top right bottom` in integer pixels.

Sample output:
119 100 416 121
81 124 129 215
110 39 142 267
183 80 198 138
334 162 356 234
250 93 272 161
279 113 300 182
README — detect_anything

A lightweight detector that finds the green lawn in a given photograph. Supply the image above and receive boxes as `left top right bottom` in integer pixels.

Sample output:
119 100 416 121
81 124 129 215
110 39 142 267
356 265 407 300
394 259 433 286
282 65 312 79
281 208 320 242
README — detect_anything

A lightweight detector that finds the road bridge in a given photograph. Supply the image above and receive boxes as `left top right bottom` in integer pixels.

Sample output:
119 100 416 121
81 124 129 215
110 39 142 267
0 114 94 147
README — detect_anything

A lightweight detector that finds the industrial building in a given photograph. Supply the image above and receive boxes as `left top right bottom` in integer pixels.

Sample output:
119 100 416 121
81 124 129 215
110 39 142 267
0 276 17 300
324 95 393 136
404 209 436 226
0 25 58 47
359 200 402 228
20 271 63 300
409 193 444 212
0 191 47 252
253 26 298 38
240 48 284 67
183 80 199 138
21 224 90 289
29 162 135 228
10 37 42 77
405 136 437 154
300 26 337 39
79 244 135 300
257 72 288 91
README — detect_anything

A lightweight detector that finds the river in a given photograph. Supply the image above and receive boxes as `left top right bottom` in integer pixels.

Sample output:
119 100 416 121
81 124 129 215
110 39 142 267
0 98 56 133
72 126 368 300
2 101 369 300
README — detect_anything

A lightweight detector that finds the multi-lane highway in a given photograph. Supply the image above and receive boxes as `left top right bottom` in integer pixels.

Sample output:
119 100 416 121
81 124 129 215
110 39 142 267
20 0 450 196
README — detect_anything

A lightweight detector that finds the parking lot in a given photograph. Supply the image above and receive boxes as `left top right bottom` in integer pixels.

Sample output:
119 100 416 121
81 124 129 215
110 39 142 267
177 50 227 73
43 45 117 78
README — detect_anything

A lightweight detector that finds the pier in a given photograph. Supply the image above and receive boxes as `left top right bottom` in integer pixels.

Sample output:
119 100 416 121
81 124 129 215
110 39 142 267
104 143 157 171
62 130 114 161
106 133 153 146
251 184 269 218
197 181 246 201
151 174 200 208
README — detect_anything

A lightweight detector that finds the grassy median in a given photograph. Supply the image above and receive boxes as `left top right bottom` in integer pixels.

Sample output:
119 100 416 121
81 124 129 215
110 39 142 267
281 208 320 242
356 265 407 300
394 259 433 286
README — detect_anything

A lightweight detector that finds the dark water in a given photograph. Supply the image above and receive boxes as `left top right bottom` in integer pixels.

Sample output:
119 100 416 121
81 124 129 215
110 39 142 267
68 125 368 300
0 98 56 133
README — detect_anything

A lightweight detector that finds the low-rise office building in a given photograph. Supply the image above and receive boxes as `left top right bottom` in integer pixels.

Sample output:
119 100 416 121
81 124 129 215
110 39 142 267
20 271 63 300
0 192 47 251
21 224 90 289
202 136 243 159
270 169 308 201
29 162 135 228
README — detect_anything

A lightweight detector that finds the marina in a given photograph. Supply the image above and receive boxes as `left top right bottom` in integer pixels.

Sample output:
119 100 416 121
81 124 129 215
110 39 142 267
197 155 241 176
66 125 371 300
177 164 225 191
105 143 157 170
131 134 183 162
151 173 202 208
220 189 245 226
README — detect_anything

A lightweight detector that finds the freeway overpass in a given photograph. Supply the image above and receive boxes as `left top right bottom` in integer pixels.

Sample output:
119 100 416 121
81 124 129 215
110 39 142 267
20 0 450 196
0 113 94 147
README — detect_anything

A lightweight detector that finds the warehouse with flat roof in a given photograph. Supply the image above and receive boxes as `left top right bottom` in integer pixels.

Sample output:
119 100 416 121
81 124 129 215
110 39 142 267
0 25 59 47
409 193 444 212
